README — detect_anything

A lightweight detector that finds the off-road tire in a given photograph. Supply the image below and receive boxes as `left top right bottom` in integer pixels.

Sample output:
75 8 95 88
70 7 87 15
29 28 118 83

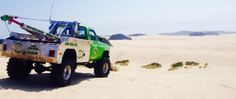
94 58 111 77
51 59 76 87
7 58 33 79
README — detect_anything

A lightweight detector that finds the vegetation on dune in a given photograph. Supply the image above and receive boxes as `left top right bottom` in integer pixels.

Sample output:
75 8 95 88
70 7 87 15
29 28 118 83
168 61 208 71
171 62 184 68
168 62 184 71
204 63 208 68
185 61 199 66
115 59 129 66
142 62 162 69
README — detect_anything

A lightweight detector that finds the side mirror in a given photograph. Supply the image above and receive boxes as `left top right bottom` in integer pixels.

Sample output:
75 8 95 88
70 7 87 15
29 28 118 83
98 37 103 41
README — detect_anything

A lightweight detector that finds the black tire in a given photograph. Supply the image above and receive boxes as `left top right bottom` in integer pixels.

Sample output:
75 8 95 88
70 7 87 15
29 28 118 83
51 59 76 87
94 58 111 77
7 58 33 79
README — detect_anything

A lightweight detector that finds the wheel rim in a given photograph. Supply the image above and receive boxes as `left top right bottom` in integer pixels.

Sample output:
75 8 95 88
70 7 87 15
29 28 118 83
103 63 109 74
63 65 72 80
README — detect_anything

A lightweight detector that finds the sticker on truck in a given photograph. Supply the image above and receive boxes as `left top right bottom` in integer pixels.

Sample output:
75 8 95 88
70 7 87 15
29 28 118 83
27 43 39 55
13 42 23 53
78 49 85 59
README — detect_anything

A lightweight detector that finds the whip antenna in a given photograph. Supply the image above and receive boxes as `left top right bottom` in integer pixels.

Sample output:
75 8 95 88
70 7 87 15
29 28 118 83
49 0 55 21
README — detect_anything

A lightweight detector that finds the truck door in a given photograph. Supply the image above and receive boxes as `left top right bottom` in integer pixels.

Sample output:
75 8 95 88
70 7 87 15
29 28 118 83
89 29 100 60
74 27 91 62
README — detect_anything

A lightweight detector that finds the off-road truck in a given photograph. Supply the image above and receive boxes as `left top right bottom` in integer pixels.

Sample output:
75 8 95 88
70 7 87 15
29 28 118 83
1 15 111 86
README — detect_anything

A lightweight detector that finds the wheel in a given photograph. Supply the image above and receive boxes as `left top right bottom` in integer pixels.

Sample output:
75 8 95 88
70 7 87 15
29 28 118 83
7 58 33 79
51 59 76 87
94 57 111 77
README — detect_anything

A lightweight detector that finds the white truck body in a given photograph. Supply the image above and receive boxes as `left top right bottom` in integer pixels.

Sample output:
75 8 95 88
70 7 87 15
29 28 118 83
2 32 92 64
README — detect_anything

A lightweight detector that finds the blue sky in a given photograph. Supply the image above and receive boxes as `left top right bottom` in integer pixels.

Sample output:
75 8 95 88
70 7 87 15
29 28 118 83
0 0 235 38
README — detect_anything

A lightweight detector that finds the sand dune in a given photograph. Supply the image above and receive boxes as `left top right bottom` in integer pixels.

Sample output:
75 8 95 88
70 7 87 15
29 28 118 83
1 35 236 99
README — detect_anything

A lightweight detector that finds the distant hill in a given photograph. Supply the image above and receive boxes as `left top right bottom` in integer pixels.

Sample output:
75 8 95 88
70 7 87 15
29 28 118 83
189 32 219 36
128 33 146 37
0 39 4 44
159 31 235 36
109 34 132 40
160 31 191 36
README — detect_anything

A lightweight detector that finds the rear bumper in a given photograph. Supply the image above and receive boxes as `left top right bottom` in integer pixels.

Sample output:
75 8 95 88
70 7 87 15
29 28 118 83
2 51 57 63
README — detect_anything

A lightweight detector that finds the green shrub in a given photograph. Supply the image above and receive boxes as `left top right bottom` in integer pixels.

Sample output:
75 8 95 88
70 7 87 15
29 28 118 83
115 59 129 66
185 61 199 66
204 63 208 68
168 62 183 71
142 63 162 69
172 62 183 68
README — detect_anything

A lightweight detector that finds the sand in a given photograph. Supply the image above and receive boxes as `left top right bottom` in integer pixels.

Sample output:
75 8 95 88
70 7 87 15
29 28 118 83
0 34 236 99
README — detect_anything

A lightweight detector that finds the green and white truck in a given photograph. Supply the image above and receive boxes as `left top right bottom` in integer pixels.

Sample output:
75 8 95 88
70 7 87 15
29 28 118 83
1 15 111 86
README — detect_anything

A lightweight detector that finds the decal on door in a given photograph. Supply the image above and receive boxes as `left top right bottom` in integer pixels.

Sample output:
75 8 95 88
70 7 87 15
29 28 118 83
78 49 85 59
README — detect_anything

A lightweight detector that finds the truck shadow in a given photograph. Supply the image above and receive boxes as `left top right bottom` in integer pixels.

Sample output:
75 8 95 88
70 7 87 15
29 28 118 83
0 72 94 92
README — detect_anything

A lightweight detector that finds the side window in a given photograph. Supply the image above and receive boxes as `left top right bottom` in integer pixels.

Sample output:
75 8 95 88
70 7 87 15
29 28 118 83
89 30 97 41
76 27 87 39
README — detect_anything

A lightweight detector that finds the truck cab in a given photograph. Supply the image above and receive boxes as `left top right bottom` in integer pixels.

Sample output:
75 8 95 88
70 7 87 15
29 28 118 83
48 21 110 63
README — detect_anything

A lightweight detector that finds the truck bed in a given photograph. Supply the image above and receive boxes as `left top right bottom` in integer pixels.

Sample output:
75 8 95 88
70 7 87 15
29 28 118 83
2 39 59 63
